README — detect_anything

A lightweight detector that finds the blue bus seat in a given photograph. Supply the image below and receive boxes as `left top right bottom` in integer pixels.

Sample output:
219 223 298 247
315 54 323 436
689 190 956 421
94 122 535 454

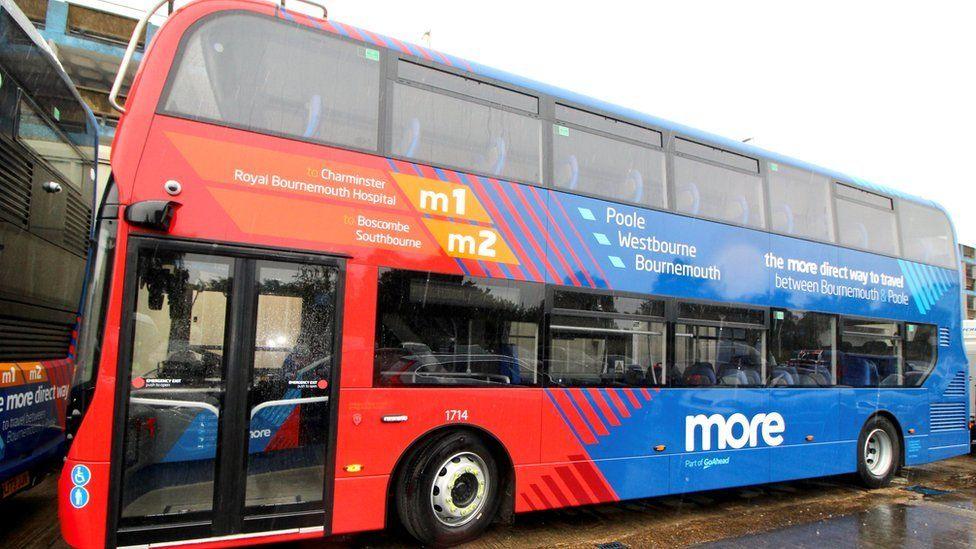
725 195 749 225
556 155 579 190
396 117 421 157
839 355 878 387
303 94 322 138
773 203 794 234
623 169 643 203
676 182 700 215
685 361 716 386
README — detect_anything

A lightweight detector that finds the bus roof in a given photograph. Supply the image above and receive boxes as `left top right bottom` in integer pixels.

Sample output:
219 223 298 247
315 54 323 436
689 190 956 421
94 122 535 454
272 5 949 218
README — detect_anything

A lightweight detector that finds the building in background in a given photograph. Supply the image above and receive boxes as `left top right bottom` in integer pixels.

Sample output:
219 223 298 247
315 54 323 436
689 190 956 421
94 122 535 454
14 0 160 195
962 244 976 320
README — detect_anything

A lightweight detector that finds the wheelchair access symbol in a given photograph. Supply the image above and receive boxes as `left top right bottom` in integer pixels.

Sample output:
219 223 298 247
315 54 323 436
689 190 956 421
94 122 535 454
71 465 91 487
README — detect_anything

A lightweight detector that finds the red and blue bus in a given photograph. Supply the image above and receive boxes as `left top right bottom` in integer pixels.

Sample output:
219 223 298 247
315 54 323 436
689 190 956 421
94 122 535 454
60 1 968 547
0 0 98 500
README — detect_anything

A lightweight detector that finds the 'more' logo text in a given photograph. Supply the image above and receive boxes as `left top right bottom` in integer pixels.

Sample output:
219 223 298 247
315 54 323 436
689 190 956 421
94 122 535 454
685 412 786 452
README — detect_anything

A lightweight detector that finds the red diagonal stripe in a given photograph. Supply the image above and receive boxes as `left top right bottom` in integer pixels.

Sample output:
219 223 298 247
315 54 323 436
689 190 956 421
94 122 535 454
549 390 597 445
587 388 620 427
568 455 616 503
510 184 580 286
568 388 608 436
606 389 631 418
640 387 652 401
520 492 538 511
550 192 612 288
385 35 412 55
542 474 573 507
461 174 537 281
556 465 594 505
624 389 642 409
530 186 596 288
453 173 532 281
490 180 561 282
530 483 555 510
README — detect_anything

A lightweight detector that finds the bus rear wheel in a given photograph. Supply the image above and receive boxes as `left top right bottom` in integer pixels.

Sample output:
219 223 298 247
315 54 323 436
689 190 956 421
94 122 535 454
395 431 500 547
856 416 900 488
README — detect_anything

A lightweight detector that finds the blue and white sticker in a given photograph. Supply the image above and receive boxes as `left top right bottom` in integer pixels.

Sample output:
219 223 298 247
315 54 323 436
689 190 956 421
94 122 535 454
70 465 91 487
69 486 90 509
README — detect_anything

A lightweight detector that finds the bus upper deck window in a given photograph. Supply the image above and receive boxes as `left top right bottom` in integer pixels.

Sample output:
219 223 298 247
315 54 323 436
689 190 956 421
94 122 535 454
161 12 380 151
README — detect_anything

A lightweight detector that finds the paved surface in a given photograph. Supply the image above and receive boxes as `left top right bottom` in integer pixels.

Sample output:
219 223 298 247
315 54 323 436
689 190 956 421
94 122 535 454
5 456 976 548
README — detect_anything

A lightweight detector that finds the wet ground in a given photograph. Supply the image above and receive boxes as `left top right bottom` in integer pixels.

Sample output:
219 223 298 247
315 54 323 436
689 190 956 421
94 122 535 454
5 456 975 548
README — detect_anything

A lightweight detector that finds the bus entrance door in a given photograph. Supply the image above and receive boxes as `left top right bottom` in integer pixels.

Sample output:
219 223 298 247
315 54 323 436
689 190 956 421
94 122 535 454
114 239 343 546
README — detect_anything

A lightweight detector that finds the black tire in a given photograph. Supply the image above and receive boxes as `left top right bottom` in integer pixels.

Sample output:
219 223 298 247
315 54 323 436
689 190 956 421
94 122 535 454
856 416 901 488
395 431 500 547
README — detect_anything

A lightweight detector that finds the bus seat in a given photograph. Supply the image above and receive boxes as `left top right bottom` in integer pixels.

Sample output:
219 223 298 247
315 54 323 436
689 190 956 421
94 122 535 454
685 362 715 386
623 169 643 203
772 204 795 234
498 343 521 385
769 368 796 386
484 136 507 175
725 195 749 225
743 369 761 385
881 373 904 387
675 183 700 215
623 365 645 386
840 356 878 387
850 222 869 248
903 370 924 386
719 369 748 386
555 155 579 189
396 117 421 157
303 94 322 138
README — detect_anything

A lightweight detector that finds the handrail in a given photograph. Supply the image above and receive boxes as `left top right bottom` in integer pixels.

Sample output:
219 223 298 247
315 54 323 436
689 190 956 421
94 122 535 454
109 0 169 113
281 0 328 18
250 396 329 418
109 0 329 113
131 396 220 417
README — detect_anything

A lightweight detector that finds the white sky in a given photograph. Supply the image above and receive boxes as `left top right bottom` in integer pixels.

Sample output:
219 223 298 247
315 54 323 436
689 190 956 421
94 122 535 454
99 0 976 244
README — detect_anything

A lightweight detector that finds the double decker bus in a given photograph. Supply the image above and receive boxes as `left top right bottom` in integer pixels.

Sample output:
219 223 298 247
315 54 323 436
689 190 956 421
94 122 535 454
0 0 98 500
61 1 968 547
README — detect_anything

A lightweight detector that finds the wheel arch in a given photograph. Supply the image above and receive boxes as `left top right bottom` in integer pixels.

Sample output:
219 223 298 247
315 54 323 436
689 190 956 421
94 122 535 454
385 424 516 528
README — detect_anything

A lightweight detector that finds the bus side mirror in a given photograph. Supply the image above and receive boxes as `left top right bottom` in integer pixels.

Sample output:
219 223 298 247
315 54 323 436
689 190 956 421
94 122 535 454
125 200 180 232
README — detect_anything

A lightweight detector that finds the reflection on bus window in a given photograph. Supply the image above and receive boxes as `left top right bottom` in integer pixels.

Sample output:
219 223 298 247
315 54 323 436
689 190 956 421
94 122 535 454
835 187 899 256
391 83 542 184
374 269 543 387
898 201 957 268
121 250 232 521
245 261 337 511
768 310 835 387
549 315 665 387
162 12 380 150
903 323 937 387
17 98 86 189
839 319 902 387
553 125 666 209
768 163 834 242
673 155 766 229
672 324 765 387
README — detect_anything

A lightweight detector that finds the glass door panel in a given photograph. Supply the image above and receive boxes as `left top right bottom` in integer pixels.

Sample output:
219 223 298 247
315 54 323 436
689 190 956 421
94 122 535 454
120 250 232 523
244 261 338 513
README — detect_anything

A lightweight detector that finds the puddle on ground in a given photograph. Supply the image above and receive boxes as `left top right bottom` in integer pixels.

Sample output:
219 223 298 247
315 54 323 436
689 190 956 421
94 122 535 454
697 502 976 548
